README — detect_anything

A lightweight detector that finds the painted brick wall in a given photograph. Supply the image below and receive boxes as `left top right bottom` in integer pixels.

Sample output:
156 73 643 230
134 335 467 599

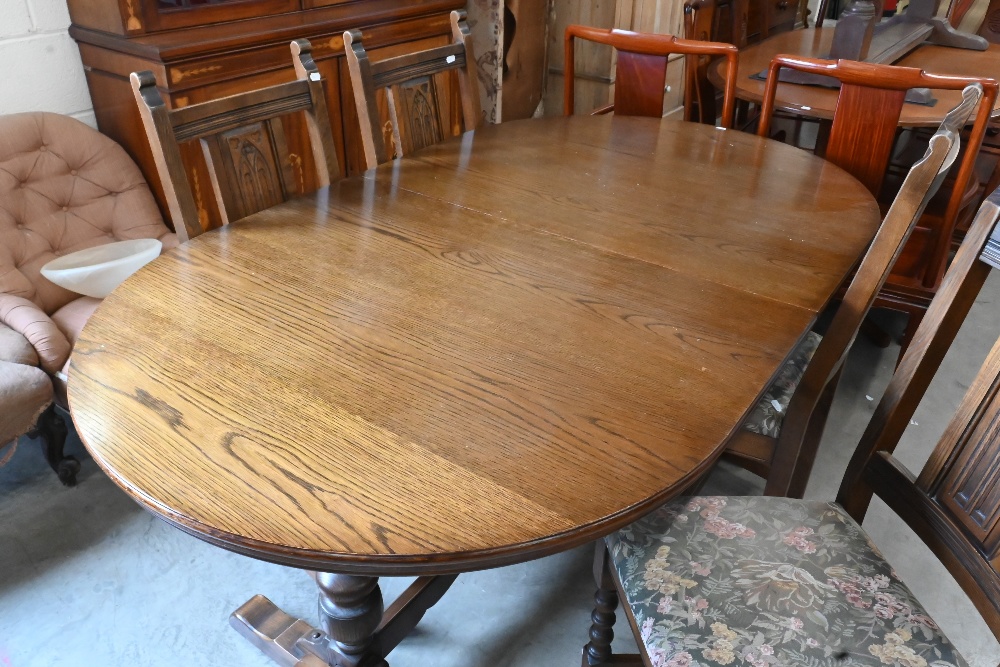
0 0 95 127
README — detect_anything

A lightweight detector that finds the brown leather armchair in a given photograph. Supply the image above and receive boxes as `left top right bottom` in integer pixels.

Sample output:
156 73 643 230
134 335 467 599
0 112 177 484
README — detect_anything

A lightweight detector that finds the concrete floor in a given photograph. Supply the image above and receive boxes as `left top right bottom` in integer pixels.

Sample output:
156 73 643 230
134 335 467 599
3 277 1000 667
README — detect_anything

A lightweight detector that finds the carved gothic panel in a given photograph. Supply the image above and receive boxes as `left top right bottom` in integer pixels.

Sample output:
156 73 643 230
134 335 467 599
394 76 445 157
210 122 288 223
939 357 1000 558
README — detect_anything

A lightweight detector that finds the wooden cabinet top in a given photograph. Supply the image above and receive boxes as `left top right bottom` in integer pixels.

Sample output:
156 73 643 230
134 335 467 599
68 0 463 56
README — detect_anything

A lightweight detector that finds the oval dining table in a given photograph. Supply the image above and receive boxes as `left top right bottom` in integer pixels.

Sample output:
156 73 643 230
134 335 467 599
68 115 880 667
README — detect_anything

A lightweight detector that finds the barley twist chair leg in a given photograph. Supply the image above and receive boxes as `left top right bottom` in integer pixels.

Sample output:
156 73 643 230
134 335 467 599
583 542 618 666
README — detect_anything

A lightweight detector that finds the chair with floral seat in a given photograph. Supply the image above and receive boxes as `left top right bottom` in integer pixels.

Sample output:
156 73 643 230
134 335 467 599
580 153 1000 666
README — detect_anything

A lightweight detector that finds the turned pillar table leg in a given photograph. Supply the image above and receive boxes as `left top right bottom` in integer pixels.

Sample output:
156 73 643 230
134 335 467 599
316 572 387 667
232 572 455 666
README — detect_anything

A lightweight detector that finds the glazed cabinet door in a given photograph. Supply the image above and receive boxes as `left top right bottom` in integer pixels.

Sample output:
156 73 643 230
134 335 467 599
139 0 299 34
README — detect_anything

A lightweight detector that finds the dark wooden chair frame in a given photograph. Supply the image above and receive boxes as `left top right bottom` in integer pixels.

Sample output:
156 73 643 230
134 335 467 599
723 57 998 498
343 9 482 171
583 101 1000 666
563 24 740 128
132 39 339 242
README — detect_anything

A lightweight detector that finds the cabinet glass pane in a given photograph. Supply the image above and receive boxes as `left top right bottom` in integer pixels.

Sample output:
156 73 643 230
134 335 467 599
157 0 254 8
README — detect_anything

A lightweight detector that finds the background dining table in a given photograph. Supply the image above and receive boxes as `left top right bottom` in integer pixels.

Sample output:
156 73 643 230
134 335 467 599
68 115 880 667
712 26 1000 124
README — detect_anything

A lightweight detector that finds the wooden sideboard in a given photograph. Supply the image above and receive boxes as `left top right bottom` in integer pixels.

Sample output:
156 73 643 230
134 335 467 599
68 0 466 230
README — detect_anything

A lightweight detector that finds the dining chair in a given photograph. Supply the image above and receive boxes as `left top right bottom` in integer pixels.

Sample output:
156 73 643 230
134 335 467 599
563 24 739 128
759 56 998 355
582 144 1000 667
132 39 339 242
683 0 733 125
723 58 997 499
343 10 482 171
948 12 1000 252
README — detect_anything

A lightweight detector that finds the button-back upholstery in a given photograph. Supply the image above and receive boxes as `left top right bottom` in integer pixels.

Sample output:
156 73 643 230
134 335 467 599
0 112 177 378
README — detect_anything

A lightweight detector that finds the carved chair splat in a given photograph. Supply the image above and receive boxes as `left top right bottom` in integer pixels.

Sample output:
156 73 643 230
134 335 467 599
563 24 739 127
132 39 339 242
343 9 482 171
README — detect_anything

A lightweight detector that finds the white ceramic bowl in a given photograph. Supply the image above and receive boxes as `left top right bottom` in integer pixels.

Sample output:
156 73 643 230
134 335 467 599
41 238 163 298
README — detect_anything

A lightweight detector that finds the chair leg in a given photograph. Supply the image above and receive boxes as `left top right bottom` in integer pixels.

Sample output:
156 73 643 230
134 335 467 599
860 316 894 348
583 542 619 667
763 367 844 499
898 308 925 362
32 405 79 486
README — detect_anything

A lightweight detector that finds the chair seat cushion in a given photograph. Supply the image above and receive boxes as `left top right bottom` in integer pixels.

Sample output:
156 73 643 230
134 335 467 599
742 331 822 438
0 359 52 447
608 496 966 667
50 296 101 405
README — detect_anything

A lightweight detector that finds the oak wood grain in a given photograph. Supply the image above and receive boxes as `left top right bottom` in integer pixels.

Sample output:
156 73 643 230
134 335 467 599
68 116 879 575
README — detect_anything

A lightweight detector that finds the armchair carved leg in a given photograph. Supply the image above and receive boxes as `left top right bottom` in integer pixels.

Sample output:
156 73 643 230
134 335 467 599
31 405 79 486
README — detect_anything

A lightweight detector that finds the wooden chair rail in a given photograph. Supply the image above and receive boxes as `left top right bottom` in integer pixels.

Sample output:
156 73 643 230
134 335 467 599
762 54 1000 92
565 24 739 57
171 85 314 143
132 38 339 240
368 42 468 86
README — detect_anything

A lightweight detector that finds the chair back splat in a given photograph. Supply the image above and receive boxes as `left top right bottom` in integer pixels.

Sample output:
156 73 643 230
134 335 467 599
563 24 739 127
132 39 339 242
344 10 482 171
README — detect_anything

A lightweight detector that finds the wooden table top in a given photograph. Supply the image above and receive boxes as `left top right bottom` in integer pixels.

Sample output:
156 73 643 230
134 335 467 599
69 116 880 575
713 28 1000 125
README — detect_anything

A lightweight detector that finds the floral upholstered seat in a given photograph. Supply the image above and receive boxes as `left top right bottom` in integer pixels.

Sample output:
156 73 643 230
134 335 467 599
608 496 966 667
742 331 822 438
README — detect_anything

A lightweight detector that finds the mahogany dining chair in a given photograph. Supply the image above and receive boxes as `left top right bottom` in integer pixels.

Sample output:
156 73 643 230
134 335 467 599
132 39 339 242
759 56 997 355
563 23 739 128
584 114 1000 667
